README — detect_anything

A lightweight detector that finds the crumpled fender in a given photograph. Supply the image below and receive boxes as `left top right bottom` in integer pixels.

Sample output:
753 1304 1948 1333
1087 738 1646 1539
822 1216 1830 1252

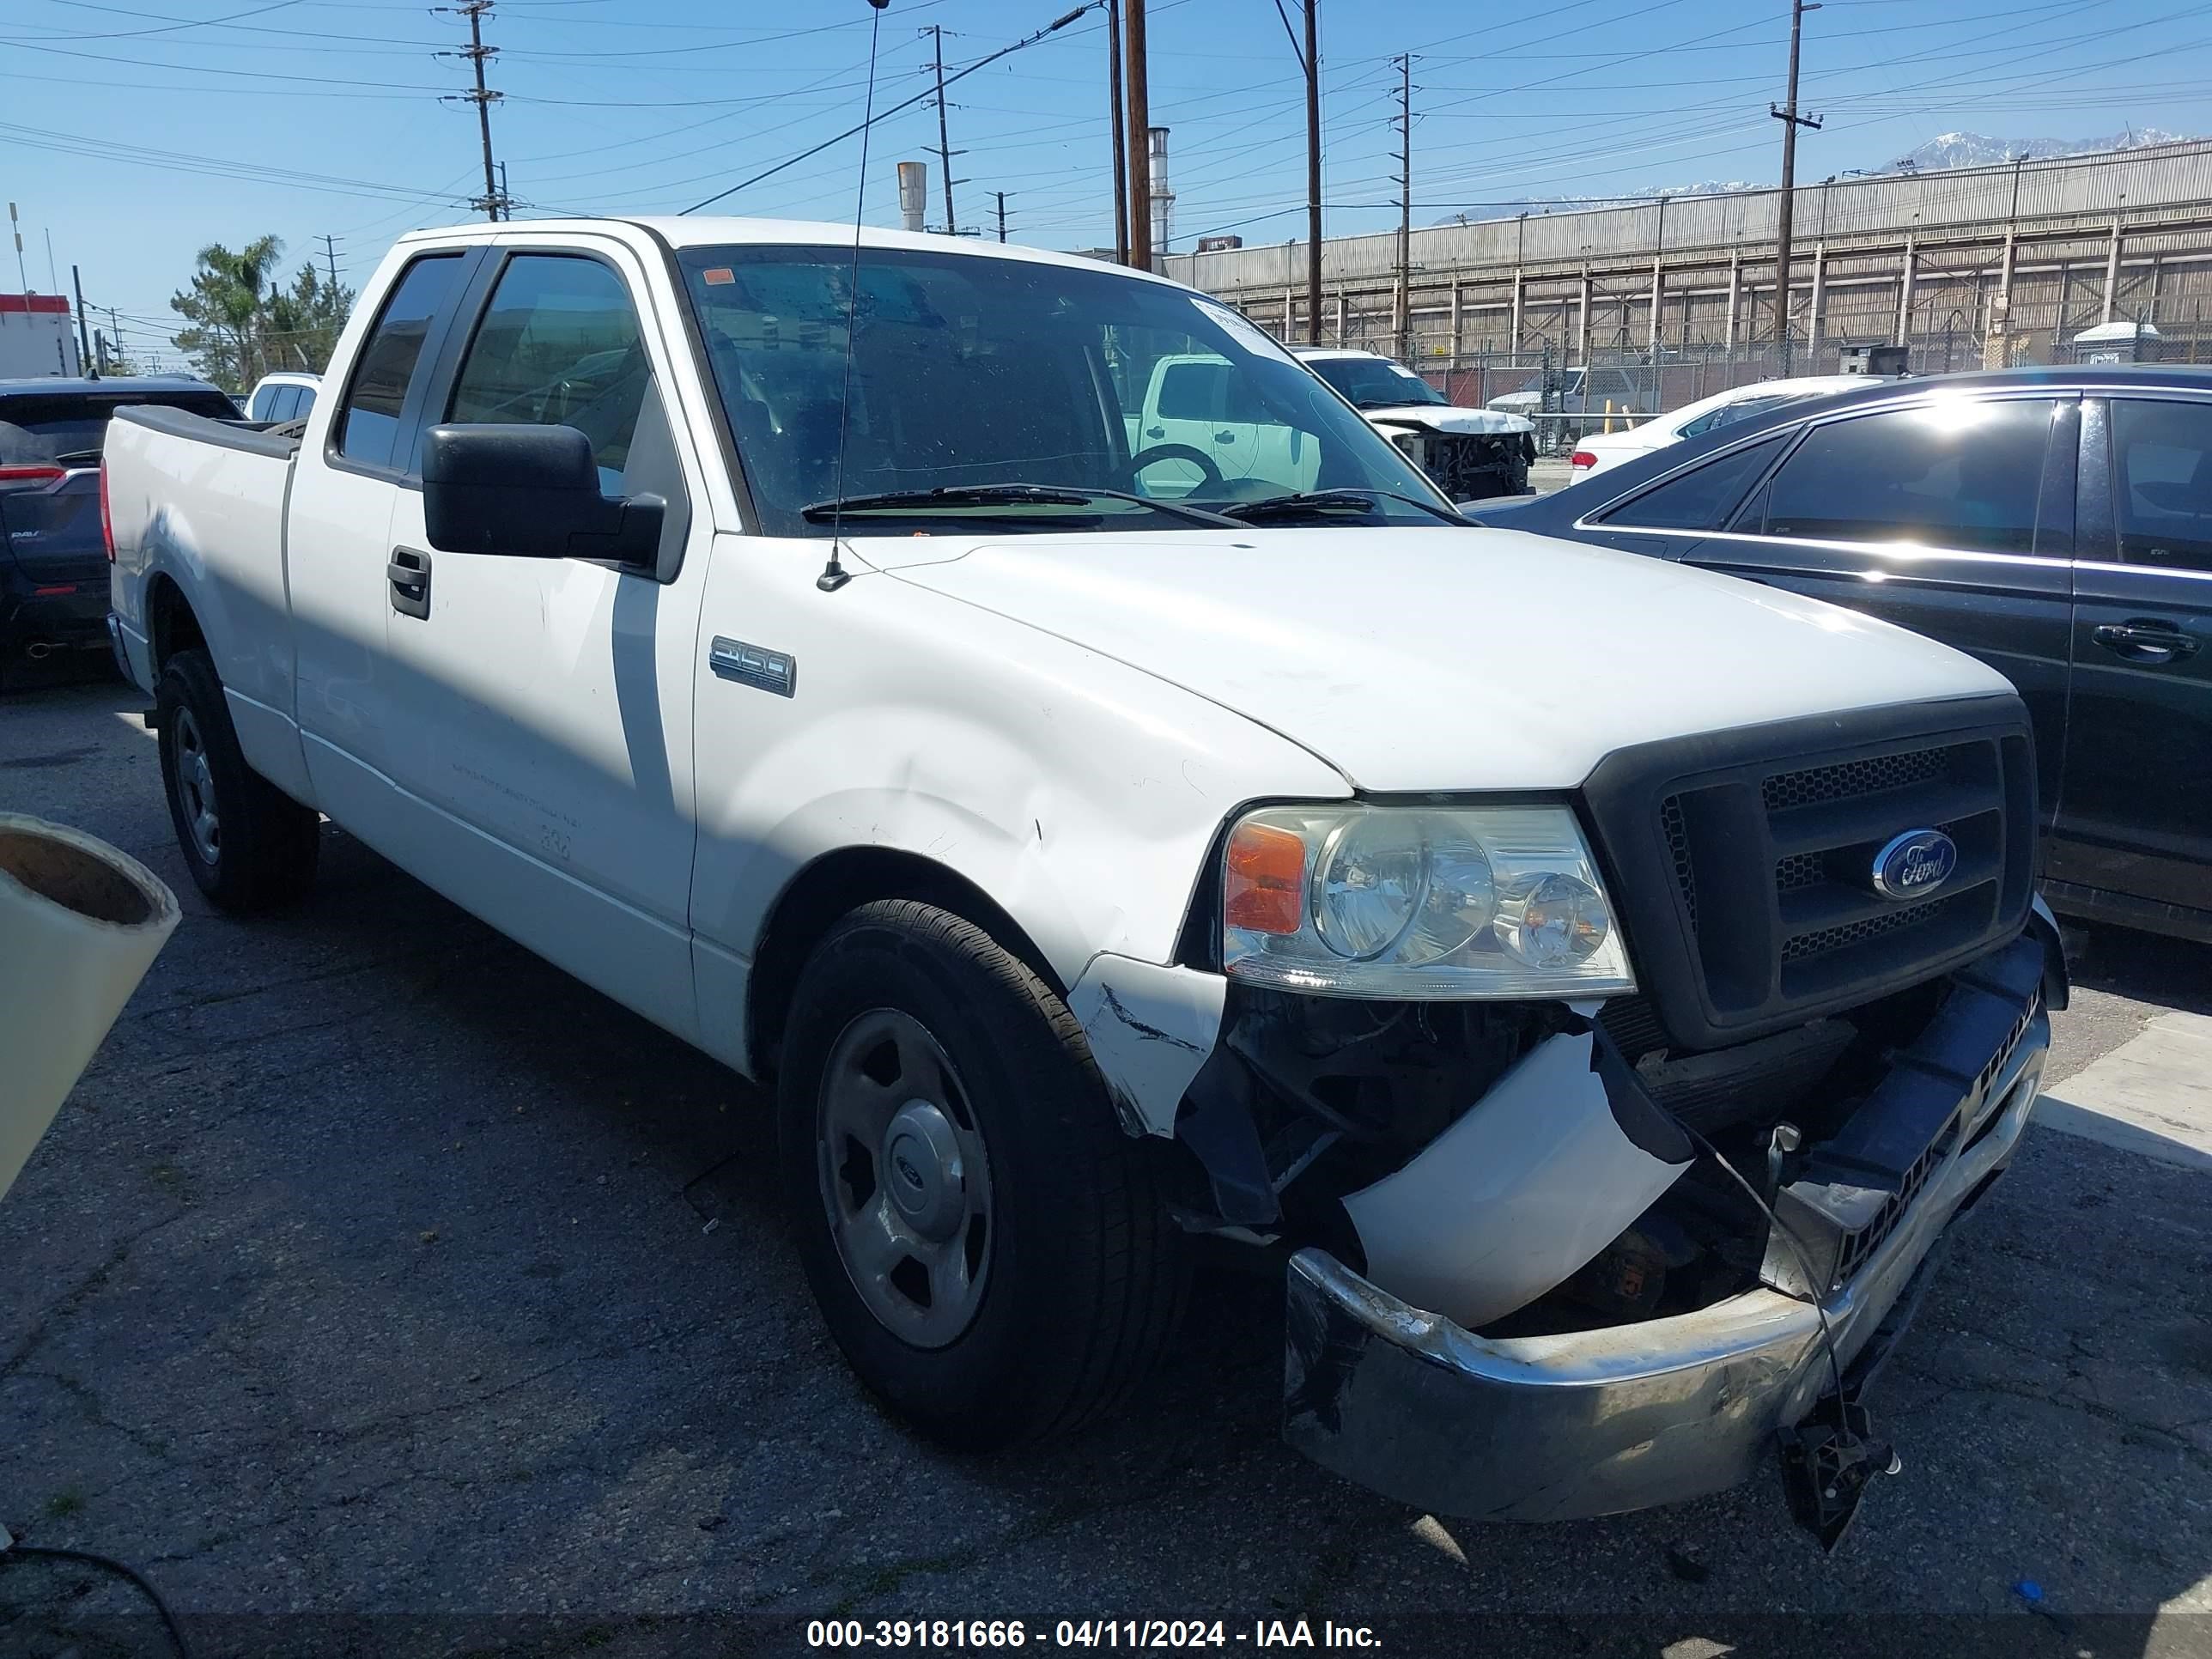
1066 953 1225 1139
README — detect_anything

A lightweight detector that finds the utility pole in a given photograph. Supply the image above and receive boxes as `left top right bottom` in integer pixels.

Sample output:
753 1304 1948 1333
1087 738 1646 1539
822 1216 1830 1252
317 234 342 294
927 26 958 234
1392 52 1413 362
439 2 507 222
995 191 1009 243
1107 0 1128 264
1304 0 1321 342
1770 0 1822 374
1125 0 1152 270
70 264 91 373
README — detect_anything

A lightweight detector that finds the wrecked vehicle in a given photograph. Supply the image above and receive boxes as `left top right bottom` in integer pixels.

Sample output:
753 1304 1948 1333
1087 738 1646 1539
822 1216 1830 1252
102 218 2060 1530
1292 345 1536 501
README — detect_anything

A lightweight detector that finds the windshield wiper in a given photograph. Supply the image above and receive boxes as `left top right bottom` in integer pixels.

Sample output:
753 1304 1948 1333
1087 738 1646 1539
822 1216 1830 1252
800 483 1240 528
1213 488 1469 526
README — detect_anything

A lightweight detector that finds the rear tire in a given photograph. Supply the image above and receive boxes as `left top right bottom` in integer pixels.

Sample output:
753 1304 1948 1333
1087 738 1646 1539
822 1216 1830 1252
778 900 1186 1449
155 647 319 913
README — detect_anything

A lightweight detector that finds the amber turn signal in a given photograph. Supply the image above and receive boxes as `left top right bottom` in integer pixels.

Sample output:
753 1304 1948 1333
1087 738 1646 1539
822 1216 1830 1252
1224 820 1307 936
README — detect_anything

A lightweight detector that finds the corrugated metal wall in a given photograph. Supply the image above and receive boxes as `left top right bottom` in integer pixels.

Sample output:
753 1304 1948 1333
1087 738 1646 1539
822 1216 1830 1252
1158 140 2212 405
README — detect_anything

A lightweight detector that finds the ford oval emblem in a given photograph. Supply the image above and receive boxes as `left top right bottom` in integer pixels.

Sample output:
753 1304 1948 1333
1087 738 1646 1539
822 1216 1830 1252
1871 829 1958 901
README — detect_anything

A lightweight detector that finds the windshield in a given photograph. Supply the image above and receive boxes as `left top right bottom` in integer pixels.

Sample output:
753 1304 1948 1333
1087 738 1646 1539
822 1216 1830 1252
678 245 1451 535
1305 356 1448 409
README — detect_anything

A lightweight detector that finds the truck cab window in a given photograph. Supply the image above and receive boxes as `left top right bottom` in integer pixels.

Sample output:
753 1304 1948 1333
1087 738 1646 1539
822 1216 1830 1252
334 253 465 471
446 254 649 496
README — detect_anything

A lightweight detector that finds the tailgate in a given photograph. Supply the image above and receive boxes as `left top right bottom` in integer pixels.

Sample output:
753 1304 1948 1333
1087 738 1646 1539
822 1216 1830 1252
0 478 105 586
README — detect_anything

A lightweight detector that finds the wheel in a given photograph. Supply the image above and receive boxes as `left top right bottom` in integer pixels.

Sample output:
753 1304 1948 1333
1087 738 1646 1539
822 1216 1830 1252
778 899 1186 1449
155 647 320 913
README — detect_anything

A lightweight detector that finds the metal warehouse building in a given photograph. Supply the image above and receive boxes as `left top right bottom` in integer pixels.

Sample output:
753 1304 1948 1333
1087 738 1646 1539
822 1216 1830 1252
1160 139 2212 414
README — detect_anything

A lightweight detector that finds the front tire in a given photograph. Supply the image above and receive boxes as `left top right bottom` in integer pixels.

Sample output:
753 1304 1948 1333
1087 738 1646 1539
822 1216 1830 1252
778 900 1186 1449
155 647 320 913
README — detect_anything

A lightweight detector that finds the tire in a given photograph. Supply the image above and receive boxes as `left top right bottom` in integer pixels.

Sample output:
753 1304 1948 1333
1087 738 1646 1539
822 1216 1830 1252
155 647 320 913
778 899 1187 1449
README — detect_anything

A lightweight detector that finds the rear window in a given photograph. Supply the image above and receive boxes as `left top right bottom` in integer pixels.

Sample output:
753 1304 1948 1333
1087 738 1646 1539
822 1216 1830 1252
0 392 239 463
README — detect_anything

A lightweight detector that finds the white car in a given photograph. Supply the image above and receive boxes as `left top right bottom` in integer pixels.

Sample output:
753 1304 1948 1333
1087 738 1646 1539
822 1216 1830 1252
104 217 2058 1533
1292 347 1534 499
1569 374 1887 478
240 370 320 425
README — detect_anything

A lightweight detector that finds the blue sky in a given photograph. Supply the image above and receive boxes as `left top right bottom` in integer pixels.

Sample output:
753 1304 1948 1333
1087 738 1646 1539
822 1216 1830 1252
7 0 2210 368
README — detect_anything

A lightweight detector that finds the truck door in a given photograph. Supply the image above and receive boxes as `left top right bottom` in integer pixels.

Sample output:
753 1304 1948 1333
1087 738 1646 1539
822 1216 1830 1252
1140 356 1257 491
2053 395 2212 923
374 240 713 1042
290 247 482 791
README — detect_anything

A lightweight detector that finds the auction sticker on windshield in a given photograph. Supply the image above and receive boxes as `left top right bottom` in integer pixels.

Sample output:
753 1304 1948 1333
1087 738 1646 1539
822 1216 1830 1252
1195 299 1298 364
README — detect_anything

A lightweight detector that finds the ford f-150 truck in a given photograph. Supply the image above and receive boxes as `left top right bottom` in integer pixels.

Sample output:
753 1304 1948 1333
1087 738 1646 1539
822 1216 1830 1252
102 218 2065 1533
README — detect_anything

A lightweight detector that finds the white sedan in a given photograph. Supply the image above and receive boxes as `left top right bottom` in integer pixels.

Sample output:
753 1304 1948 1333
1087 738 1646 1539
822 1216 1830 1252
1569 374 1888 478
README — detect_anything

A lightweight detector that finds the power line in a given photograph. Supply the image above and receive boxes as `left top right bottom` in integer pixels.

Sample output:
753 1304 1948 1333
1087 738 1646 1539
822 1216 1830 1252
679 3 1095 216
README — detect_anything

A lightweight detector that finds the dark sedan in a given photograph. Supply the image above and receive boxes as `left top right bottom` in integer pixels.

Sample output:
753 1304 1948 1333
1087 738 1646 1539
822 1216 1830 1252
0 376 238 688
1478 366 2212 944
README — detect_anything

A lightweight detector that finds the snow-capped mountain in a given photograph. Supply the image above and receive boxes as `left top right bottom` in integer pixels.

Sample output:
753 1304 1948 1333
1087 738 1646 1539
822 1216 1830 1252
1429 130 2201 226
1896 128 2191 170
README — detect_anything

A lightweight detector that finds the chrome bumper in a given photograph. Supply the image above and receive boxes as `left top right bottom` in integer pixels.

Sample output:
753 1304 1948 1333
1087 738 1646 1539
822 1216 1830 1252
1283 949 2051 1523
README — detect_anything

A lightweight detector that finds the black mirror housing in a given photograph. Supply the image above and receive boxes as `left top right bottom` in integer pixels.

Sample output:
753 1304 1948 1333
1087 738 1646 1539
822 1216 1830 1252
421 423 662 564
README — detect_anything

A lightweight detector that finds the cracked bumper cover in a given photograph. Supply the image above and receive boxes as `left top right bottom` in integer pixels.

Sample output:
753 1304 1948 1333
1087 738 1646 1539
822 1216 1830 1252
1282 940 2052 1522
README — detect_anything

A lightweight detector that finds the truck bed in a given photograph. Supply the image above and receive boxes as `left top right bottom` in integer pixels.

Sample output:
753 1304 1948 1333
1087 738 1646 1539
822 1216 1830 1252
104 404 307 799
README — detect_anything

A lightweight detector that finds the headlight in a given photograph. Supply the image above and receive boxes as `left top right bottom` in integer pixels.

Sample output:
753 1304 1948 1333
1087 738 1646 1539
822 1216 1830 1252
1221 803 1633 998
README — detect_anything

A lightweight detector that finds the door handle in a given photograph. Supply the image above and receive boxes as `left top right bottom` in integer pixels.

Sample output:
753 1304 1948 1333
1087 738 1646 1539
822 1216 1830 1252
388 547 432 620
2091 619 2198 663
1145 424 1165 439
1214 430 1237 444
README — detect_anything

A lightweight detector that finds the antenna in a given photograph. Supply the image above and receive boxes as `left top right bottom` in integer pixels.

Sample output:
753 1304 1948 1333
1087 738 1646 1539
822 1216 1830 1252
818 0 893 595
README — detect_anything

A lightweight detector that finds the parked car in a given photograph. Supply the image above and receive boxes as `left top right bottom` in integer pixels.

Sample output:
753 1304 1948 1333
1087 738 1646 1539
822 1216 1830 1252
105 220 2064 1534
1569 374 1887 478
1291 347 1534 500
0 374 236 686
242 370 320 425
1478 366 2212 943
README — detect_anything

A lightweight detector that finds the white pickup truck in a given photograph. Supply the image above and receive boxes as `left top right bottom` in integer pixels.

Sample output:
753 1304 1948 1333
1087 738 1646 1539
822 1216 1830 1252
103 218 2065 1534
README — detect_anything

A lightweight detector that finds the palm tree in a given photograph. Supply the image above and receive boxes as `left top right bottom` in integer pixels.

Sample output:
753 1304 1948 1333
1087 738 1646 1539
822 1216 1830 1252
172 235 284 389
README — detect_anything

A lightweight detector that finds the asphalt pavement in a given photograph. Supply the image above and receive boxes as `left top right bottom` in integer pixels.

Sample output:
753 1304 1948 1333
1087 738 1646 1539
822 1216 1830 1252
2 672 2209 1659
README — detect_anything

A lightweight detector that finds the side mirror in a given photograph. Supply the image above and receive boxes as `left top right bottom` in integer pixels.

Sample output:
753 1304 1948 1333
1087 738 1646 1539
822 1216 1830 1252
421 423 662 563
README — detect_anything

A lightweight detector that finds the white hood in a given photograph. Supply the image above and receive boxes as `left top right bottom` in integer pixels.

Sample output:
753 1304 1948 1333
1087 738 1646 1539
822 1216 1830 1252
873 527 2014 793
1366 404 1533 437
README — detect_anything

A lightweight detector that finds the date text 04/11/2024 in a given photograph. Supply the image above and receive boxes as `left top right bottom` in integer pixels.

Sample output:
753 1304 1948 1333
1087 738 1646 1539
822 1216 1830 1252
805 1620 1384 1649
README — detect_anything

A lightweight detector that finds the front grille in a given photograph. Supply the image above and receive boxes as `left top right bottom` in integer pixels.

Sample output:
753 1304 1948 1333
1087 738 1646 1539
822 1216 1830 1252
1581 696 2038 1051
1763 747 1948 811
1780 886 1981 963
1660 795 1698 929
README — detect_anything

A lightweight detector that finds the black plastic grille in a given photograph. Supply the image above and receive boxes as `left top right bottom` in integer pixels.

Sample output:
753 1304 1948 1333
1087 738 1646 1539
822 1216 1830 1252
1763 746 1951 811
1660 795 1698 930
1832 1124 1955 1283
1578 696 2037 1051
1781 888 1981 963
1774 850 1828 891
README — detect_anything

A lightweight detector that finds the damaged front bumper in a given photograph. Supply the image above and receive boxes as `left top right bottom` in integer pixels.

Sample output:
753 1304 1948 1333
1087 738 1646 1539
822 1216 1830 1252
1281 933 2051 1522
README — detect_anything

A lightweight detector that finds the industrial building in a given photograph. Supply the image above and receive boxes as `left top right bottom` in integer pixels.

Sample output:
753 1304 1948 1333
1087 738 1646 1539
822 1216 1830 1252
1163 138 2212 416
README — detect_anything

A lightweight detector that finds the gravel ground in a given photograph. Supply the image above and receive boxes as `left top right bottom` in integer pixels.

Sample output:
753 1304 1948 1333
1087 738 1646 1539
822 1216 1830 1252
3 672 2208 1659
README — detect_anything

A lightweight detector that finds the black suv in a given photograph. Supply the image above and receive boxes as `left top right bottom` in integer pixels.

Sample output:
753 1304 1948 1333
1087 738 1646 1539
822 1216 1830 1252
1480 367 2212 944
0 375 237 686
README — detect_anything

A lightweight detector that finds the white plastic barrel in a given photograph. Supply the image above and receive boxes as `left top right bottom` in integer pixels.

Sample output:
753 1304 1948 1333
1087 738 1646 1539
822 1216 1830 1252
0 814 180 1205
